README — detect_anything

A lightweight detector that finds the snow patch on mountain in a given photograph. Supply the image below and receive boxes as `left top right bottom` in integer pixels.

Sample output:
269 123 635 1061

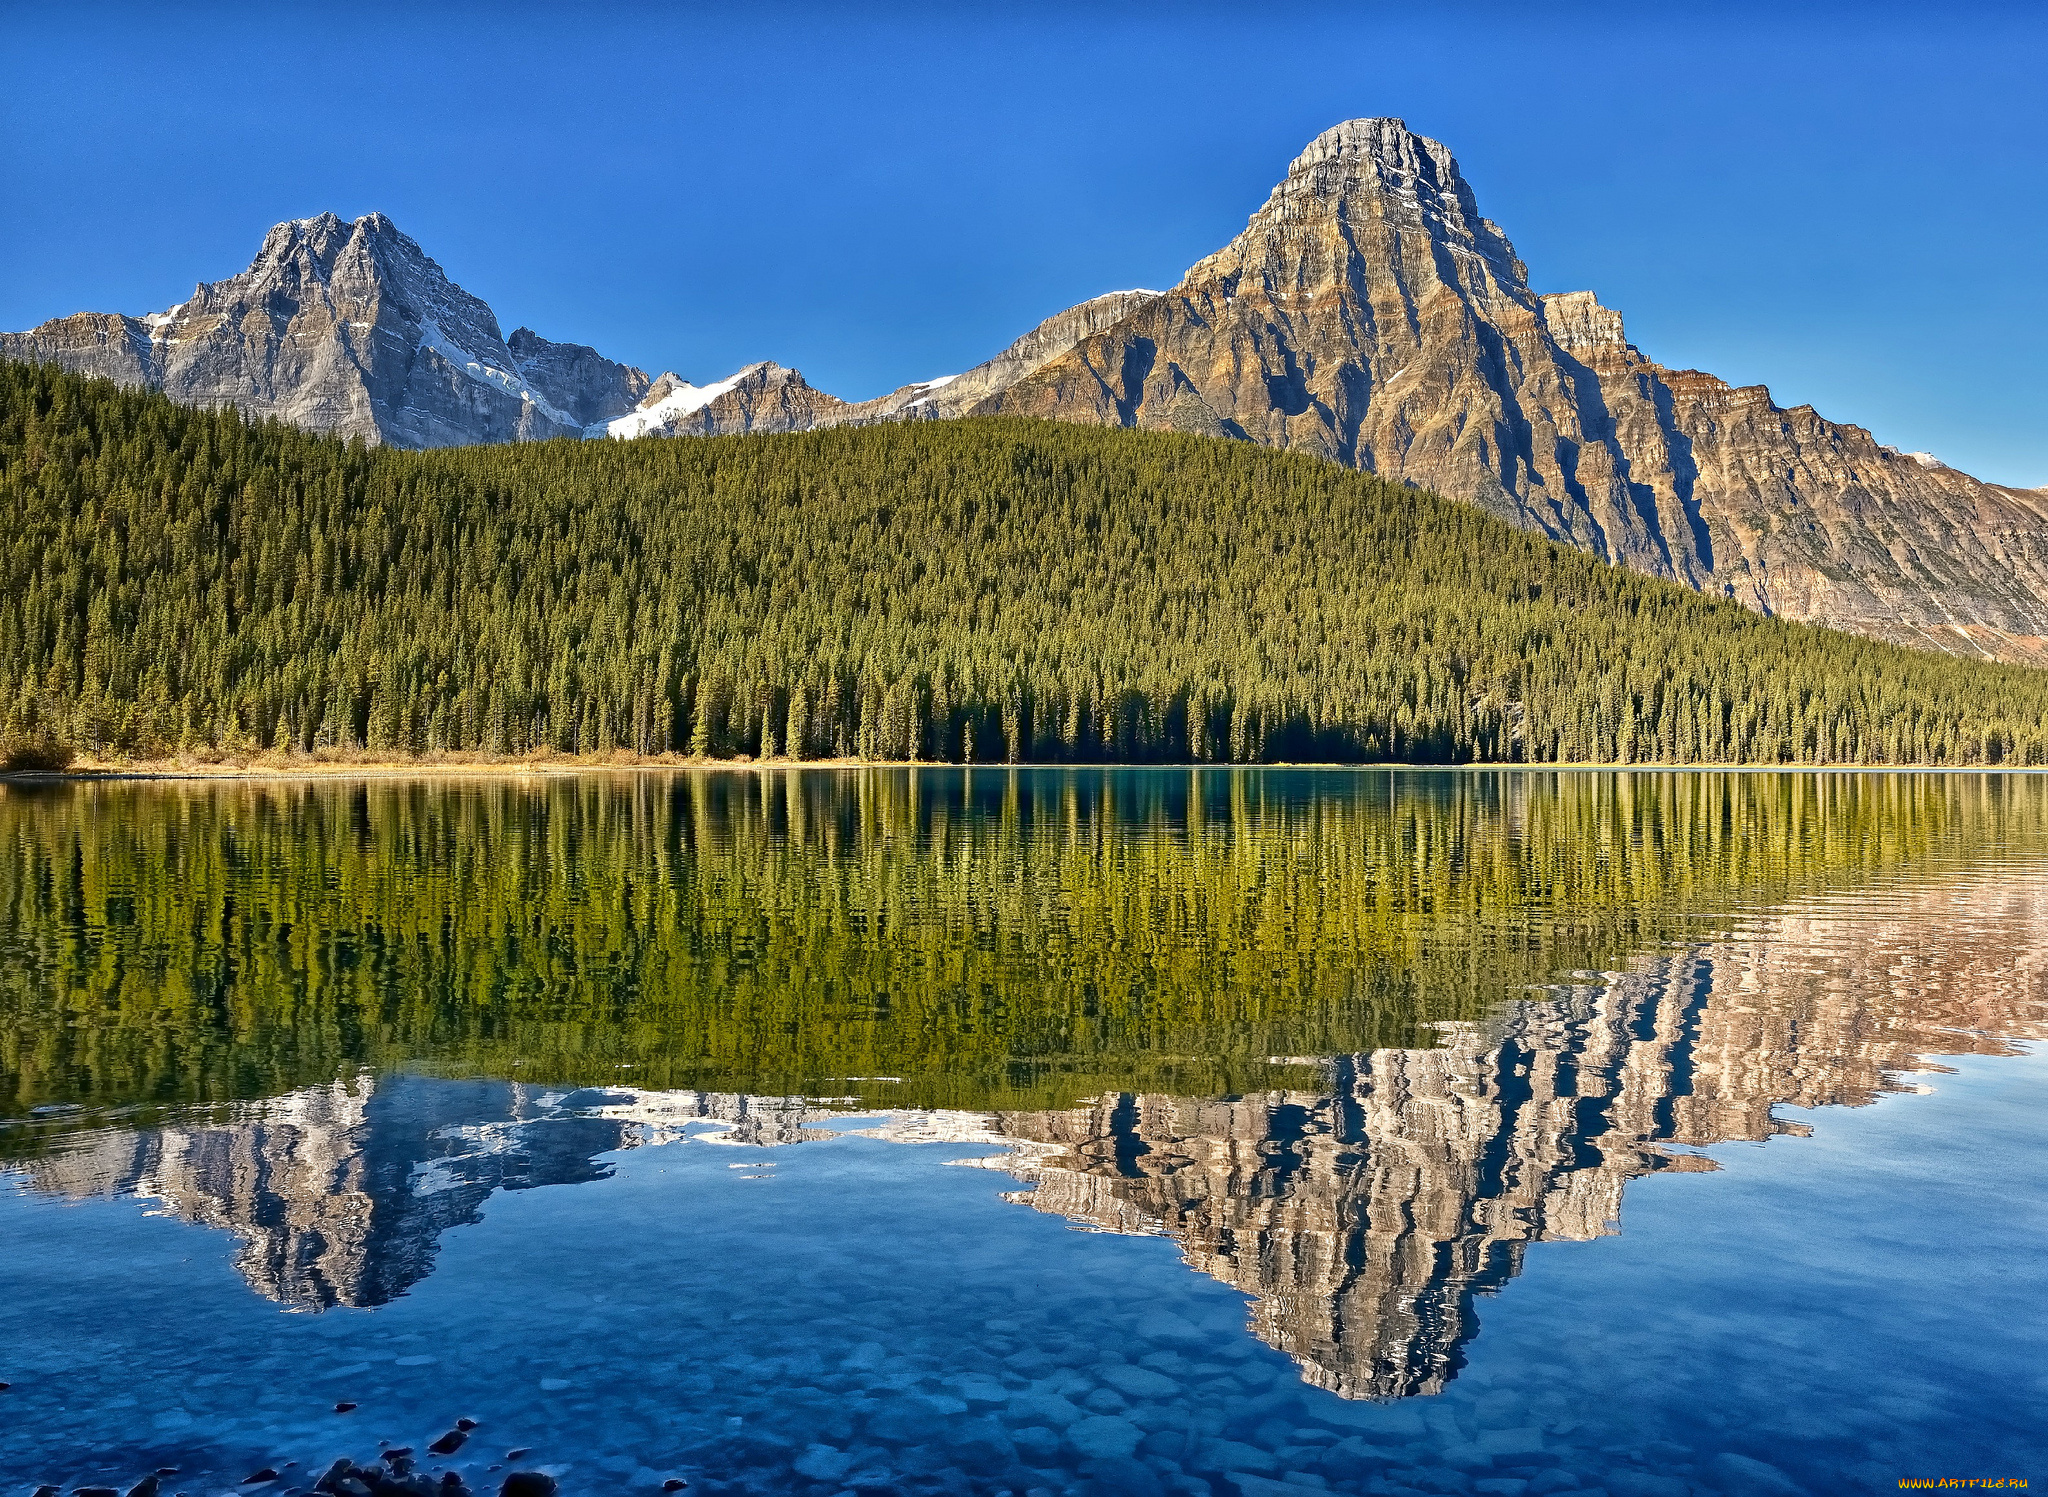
416 322 581 429
602 366 756 439
1882 445 1947 470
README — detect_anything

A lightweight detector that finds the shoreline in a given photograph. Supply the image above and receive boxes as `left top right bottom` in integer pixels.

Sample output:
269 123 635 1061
4 755 2042 784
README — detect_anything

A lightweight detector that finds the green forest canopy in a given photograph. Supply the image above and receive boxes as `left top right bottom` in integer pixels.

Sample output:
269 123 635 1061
5 358 2048 765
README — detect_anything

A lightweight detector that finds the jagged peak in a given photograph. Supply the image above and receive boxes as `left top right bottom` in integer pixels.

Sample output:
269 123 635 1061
1291 117 1459 180
1539 291 1630 353
247 211 433 278
1185 118 1527 295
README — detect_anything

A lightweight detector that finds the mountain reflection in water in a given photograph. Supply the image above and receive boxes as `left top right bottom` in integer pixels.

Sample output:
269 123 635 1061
19 856 2044 1403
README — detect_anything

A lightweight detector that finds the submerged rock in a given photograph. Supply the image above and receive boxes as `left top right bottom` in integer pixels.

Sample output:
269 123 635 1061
793 1445 853 1481
1067 1414 1144 1460
1708 1453 1807 1496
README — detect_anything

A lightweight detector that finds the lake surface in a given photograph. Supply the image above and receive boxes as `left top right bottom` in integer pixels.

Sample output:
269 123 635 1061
1 769 2043 1497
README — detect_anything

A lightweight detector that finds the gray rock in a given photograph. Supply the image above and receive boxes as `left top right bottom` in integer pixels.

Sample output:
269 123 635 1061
1216 1477 1310 1497
953 1374 1010 1409
1099 1364 1182 1400
1437 1443 1499 1473
945 1416 1018 1472
1309 1403 1429 1441
867 1396 957 1444
1013 1426 1064 1465
1134 1311 1207 1348
1068 1415 1145 1460
1315 1436 1397 1474
1601 1474 1689 1497
1423 1405 1469 1443
1081 1456 1167 1497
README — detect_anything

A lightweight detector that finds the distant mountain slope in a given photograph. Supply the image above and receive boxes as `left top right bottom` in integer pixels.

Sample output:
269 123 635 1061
8 360 2048 769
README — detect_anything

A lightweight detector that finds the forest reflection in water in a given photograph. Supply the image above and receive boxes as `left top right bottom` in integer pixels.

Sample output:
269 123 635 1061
4 768 2045 1408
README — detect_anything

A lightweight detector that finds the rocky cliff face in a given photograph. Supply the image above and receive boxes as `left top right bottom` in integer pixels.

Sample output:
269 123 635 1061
812 289 1170 426
0 213 649 449
970 120 2048 661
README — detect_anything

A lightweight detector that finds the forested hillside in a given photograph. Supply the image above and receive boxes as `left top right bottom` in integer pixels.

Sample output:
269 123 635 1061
4 359 2048 766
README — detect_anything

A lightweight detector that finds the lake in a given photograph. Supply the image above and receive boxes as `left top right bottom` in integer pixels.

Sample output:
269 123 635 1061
1 769 2043 1497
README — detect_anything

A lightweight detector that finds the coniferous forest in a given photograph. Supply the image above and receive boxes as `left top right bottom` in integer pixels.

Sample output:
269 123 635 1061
5 358 2048 767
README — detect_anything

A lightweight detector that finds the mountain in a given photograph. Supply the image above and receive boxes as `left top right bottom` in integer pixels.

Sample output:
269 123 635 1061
604 360 851 438
0 212 650 448
967 121 2048 662
7 125 2047 661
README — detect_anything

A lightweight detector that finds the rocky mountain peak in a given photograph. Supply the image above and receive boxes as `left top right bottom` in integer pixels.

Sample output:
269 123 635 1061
1292 115 1455 178
968 122 2048 660
2 211 647 447
1183 116 1528 306
8 135 2047 663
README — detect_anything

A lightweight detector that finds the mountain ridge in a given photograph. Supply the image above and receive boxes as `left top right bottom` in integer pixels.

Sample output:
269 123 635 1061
6 125 2046 662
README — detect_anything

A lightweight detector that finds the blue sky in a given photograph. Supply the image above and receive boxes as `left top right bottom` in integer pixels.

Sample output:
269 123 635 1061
4 1 2043 485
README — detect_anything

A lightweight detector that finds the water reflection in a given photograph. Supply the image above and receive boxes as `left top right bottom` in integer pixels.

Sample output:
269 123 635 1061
5 768 2043 1120
16 856 2044 1405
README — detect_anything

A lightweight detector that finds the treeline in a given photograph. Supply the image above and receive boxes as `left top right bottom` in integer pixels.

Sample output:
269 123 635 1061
5 358 2048 765
4 769 2030 1119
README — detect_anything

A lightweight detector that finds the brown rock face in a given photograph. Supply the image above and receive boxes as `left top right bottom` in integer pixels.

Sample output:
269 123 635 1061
974 119 2048 662
0 213 649 448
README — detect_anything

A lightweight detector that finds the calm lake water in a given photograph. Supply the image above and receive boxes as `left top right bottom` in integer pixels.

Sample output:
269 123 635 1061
1 769 2043 1497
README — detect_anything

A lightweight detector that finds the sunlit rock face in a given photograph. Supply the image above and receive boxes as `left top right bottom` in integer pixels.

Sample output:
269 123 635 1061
973 119 2048 662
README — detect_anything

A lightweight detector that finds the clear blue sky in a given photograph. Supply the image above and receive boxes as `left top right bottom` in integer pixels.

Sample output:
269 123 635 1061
4 1 2043 485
